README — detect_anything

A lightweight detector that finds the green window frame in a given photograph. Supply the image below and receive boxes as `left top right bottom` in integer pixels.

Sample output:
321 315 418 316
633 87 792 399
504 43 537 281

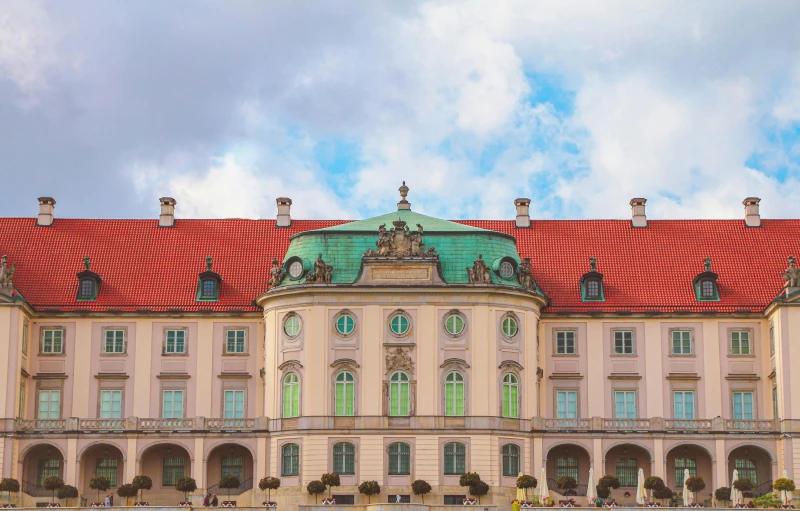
671 331 692 355
332 442 355 475
162 389 184 419
162 457 185 487
390 314 410 335
96 458 119 487
165 330 186 354
225 329 246 354
733 391 754 420
104 330 125 354
502 444 520 476
674 458 697 488
445 314 464 336
38 390 61 419
443 442 466 475
556 457 578 481
615 458 638 487
389 372 410 416
502 316 518 338
773 386 779 420
731 331 751 355
221 456 244 480
502 373 519 418
37 459 60 486
734 459 757 485
18 382 25 419
388 442 411 475
335 372 355 416
284 315 301 337
614 391 636 419
22 323 28 355
224 390 245 419
281 443 300 476
673 391 695 419
283 373 300 418
336 314 355 336
444 372 465 416
770 324 775 355
556 390 578 419
100 389 122 419
41 329 64 354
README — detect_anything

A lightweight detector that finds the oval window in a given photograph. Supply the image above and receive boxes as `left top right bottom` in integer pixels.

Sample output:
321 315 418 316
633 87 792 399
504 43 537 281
288 260 304 279
336 313 355 335
499 260 515 279
390 314 410 335
502 316 518 338
284 315 301 337
445 313 465 336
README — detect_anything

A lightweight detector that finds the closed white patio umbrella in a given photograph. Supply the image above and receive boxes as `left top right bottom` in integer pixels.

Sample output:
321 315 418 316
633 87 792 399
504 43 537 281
539 467 550 504
731 469 742 505
517 473 526 502
781 469 790 505
636 468 647 505
682 468 691 506
587 467 597 502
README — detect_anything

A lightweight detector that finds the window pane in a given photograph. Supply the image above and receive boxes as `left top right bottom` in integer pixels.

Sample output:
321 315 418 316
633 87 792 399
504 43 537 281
556 457 579 481
388 443 411 475
39 390 61 419
735 459 757 486
674 458 697 488
221 456 244 480
100 390 122 419
615 458 638 487
444 443 466 475
502 445 520 476
96 458 119 487
282 444 299 476
37 459 60 486
162 457 185 486
162 390 184 419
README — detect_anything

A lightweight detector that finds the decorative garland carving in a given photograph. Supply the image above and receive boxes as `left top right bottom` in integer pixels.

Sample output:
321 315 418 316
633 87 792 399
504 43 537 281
385 347 414 375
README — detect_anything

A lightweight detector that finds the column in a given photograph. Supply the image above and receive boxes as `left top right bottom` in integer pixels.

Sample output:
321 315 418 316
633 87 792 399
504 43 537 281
194 437 205 491
256 437 268 485
593 438 603 481
65 437 79 485
533 436 543 474
126 438 138 481
714 438 727 487
653 437 664 479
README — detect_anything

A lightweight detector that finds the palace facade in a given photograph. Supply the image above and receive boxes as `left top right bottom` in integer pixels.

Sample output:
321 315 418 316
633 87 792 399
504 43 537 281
0 188 796 508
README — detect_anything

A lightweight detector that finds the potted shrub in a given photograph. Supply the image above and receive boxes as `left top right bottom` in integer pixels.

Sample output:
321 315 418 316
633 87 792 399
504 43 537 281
686 476 706 507
0 478 20 508
470 481 489 505
517 475 538 506
218 474 241 507
754 493 782 509
358 481 381 504
459 473 482 505
644 477 666 504
653 488 674 507
412 480 432 504
117 484 139 507
733 478 754 495
42 476 64 507
596 485 611 506
715 487 731 508
259 477 281 507
56 485 78 508
175 477 197 506
89 476 111 507
132 475 152 506
775 479 796 508
307 481 325 505
320 473 340 504
556 477 578 497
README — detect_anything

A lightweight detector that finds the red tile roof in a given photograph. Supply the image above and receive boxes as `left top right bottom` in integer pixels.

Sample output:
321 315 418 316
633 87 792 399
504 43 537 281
0 217 796 313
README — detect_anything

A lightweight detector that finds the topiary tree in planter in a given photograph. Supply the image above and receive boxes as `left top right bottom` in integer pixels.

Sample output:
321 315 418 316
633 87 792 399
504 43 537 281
412 480 432 504
358 481 381 504
132 475 152 504
596 486 611 500
733 478 754 496
175 477 197 503
774 478 796 493
459 472 482 489
715 487 732 507
56 485 78 507
0 479 20 507
653 487 674 505
42 476 64 505
218 475 241 503
320 473 340 499
556 476 578 496
470 481 490 504
307 481 325 505
259 477 281 504
598 476 621 491
517 475 538 501
644 477 665 502
117 484 139 507
89 476 111 504
686 476 706 503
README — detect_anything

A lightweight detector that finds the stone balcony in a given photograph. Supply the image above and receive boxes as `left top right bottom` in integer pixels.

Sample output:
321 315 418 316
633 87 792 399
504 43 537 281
537 416 778 433
8 416 268 434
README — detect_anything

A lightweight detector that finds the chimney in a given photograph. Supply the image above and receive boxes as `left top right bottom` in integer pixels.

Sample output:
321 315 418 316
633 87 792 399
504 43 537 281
276 197 292 227
514 198 531 228
743 197 761 227
159 197 176 227
630 198 647 228
36 197 56 226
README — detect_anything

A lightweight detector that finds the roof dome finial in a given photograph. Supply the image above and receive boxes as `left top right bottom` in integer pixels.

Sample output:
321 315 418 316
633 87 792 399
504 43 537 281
398 181 411 211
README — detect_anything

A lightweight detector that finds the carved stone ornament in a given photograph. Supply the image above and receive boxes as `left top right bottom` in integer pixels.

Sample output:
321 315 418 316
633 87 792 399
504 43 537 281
466 254 492 284
385 347 414 375
0 255 16 295
364 220 437 258
268 258 286 288
517 257 536 291
783 255 800 288
305 253 333 284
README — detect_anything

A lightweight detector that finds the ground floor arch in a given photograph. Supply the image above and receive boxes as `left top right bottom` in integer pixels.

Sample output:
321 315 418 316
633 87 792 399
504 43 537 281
138 442 193 505
545 443 592 496
665 443 714 503
205 442 255 500
728 444 775 497
79 442 125 502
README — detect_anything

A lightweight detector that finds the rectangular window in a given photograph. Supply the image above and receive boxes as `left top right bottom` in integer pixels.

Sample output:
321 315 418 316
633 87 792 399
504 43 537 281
18 382 26 418
674 458 697 488
444 496 467 505
223 390 245 419
615 458 638 487
556 330 576 354
162 457 185 487
389 496 411 504
773 387 779 420
41 329 64 354
221 456 243 480
673 391 695 419
332 495 355 505
225 329 246 354
556 457 579 481
282 444 300 477
165 330 186 354
770 324 775 355
671 330 692 355
735 459 757 485
614 330 634 354
733 391 754 420
731 331 751 355
162 390 184 419
22 323 28 355
556 390 578 419
614 391 636 419
333 444 356 475
37 459 60 486
38 390 61 419
96 458 119 487
99 389 122 419
103 330 125 354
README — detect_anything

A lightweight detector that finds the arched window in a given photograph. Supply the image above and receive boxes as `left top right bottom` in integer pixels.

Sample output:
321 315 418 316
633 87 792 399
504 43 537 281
502 444 520 476
502 373 519 418
443 442 466 475
389 372 410 416
444 372 465 416
388 442 411 475
332 442 356 475
281 443 300 476
283 373 300 418
335 371 355 416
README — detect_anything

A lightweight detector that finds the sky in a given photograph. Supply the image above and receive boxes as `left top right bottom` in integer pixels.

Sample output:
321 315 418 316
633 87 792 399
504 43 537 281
1 0 800 222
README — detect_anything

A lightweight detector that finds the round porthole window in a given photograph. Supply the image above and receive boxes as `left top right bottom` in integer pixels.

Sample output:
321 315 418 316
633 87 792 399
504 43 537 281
284 315 301 337
502 316 518 338
444 313 465 336
288 260 304 279
389 314 410 336
336 313 355 336
499 260 515 279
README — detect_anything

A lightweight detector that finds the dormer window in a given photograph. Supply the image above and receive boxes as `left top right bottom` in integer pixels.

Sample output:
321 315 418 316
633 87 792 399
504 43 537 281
580 256 605 302
76 255 101 301
693 256 720 302
196 256 221 302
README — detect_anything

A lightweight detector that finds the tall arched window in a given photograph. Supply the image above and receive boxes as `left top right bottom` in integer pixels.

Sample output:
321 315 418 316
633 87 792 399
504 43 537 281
389 372 410 416
281 443 300 476
502 373 519 418
502 444 520 476
388 442 411 475
444 372 465 416
335 371 355 416
443 442 466 475
283 373 300 418
332 442 356 475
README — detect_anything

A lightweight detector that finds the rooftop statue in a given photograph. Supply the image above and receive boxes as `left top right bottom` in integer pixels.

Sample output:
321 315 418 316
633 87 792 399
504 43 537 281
268 258 286 288
518 257 536 291
0 255 15 293
467 254 492 284
305 253 333 284
782 255 800 288
364 220 437 258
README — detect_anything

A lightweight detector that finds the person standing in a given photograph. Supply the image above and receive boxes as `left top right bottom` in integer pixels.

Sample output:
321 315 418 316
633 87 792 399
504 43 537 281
104 494 111 507
211 494 218 507
203 494 210 507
